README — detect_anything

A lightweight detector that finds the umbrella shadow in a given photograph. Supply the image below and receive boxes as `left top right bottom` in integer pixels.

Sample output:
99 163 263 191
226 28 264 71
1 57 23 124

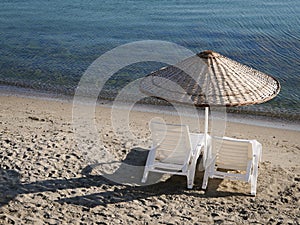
0 148 248 208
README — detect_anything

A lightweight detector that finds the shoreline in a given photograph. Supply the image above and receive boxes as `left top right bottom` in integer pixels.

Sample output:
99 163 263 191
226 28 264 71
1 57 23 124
1 84 299 132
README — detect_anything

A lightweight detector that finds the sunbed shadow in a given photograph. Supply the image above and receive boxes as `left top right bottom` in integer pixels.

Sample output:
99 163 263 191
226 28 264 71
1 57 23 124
0 148 247 208
0 168 112 207
0 147 158 207
56 177 191 207
57 148 248 207
56 170 247 208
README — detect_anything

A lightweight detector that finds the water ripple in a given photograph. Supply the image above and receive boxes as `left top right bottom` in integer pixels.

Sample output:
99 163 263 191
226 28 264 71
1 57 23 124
0 0 299 119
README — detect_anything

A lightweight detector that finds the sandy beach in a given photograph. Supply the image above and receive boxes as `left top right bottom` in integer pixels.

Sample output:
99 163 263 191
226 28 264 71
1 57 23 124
0 94 299 224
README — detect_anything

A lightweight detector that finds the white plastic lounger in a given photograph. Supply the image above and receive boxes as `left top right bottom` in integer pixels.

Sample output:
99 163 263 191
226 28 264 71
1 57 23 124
141 121 204 189
202 136 262 196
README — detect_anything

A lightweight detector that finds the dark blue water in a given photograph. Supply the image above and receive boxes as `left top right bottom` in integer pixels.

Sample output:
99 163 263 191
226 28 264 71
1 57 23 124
0 0 299 118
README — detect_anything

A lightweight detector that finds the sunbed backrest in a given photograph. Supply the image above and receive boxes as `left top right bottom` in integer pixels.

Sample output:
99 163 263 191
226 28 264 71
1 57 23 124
150 122 191 165
212 137 252 171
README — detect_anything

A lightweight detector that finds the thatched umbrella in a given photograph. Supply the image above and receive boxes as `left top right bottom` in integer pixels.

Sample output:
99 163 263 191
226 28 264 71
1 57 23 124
139 50 280 159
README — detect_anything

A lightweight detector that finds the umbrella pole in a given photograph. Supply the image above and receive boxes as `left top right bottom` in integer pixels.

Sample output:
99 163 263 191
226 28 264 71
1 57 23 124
205 107 209 135
203 107 209 169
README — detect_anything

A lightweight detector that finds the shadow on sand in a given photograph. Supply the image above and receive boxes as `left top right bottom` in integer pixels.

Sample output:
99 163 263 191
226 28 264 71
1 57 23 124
0 148 247 208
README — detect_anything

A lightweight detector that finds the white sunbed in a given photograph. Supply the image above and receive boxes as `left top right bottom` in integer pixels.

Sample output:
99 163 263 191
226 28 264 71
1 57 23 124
202 136 262 196
141 121 205 189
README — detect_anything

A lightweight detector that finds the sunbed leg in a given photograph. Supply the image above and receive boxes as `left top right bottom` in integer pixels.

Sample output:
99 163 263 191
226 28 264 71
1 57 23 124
251 157 259 196
141 170 149 183
202 170 209 189
187 178 193 189
251 174 257 196
187 168 196 189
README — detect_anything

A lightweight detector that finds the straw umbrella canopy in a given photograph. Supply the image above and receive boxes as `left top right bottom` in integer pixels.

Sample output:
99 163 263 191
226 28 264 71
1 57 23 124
140 50 280 107
139 50 280 148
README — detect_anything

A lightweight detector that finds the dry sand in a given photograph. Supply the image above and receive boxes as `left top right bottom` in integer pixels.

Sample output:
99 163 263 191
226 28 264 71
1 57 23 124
0 94 299 224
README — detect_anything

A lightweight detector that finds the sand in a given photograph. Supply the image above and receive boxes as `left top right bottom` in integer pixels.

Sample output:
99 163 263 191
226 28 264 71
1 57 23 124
0 94 299 224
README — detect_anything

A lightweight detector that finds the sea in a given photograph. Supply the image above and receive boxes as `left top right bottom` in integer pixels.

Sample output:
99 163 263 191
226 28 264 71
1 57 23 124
0 0 299 120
